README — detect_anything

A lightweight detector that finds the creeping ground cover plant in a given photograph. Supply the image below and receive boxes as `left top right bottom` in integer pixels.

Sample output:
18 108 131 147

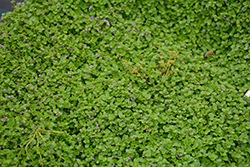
0 0 250 166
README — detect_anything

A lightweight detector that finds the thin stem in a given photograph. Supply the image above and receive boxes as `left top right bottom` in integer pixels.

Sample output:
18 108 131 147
25 131 37 156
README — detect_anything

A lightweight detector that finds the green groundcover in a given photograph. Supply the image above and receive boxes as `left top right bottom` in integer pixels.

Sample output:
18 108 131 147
0 0 249 166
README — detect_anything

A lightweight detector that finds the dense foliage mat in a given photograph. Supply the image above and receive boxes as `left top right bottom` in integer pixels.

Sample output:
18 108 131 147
0 0 250 166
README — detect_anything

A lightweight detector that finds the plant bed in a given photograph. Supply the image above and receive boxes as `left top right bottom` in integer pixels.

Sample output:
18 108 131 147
0 0 250 166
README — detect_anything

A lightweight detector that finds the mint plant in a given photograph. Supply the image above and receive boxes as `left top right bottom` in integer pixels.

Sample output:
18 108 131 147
0 0 249 166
